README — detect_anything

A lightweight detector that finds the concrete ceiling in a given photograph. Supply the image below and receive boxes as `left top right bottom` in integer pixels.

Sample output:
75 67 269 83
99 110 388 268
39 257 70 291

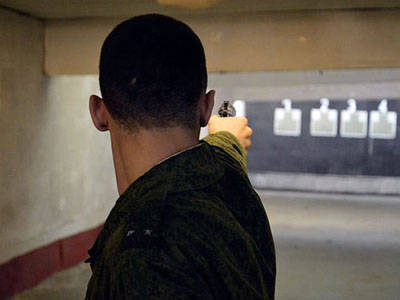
1 0 400 19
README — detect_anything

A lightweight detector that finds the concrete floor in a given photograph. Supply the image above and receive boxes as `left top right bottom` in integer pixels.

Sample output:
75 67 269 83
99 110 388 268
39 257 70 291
14 190 400 300
13 263 90 300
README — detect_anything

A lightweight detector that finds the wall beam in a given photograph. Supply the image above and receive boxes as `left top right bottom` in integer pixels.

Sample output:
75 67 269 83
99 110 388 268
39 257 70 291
45 9 400 74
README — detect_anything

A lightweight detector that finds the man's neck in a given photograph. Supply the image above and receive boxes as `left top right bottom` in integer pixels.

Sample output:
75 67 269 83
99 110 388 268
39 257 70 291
109 127 200 196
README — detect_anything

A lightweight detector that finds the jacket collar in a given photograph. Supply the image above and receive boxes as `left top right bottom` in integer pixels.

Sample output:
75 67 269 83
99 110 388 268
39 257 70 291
120 139 224 195
87 140 225 268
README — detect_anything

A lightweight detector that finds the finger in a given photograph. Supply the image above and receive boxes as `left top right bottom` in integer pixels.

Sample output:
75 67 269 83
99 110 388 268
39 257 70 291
207 89 216 98
237 117 248 126
244 138 251 149
244 126 253 137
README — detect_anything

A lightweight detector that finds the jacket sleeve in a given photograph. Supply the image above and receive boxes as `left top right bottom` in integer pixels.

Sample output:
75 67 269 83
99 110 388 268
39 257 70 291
118 248 214 299
86 246 213 300
202 131 248 173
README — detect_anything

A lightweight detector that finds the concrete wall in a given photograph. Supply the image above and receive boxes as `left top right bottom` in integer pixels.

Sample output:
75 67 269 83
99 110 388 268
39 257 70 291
0 8 117 264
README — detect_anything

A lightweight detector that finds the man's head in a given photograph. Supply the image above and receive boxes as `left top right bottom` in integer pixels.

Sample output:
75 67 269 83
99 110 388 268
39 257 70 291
90 14 214 135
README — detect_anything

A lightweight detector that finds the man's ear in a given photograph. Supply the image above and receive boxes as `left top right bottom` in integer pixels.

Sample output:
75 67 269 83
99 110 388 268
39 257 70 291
89 95 110 131
199 90 215 127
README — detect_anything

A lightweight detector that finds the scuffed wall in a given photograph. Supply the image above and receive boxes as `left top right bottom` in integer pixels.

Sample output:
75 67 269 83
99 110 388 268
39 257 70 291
0 8 117 264
44 10 400 75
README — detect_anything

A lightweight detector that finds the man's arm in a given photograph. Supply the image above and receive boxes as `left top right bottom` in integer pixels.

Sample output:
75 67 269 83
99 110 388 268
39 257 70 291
202 115 253 173
203 131 248 172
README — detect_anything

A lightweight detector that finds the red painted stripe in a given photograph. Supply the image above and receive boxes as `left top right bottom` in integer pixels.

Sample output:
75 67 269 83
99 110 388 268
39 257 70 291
0 224 103 299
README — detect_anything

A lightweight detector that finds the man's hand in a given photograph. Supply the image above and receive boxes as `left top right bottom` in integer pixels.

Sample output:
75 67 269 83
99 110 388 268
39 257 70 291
208 115 253 152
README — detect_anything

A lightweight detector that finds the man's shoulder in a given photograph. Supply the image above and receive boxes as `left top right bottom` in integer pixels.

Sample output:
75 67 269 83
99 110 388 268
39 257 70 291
101 159 258 261
104 191 227 243
93 191 242 279
87 178 275 299
161 191 250 246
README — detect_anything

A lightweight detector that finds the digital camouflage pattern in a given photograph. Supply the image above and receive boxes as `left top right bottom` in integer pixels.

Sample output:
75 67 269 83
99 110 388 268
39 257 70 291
85 131 276 299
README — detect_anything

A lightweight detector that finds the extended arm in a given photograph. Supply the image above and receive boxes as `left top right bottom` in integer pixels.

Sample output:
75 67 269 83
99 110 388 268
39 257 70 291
203 131 248 172
202 115 253 173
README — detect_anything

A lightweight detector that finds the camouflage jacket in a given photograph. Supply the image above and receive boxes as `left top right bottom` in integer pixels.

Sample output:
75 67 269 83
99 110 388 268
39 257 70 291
85 131 276 299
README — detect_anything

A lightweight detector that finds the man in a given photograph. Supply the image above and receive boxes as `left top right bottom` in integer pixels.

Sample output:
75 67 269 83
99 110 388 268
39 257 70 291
86 14 275 299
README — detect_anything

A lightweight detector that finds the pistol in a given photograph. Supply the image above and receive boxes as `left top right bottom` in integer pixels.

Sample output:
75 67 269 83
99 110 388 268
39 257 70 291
218 101 236 118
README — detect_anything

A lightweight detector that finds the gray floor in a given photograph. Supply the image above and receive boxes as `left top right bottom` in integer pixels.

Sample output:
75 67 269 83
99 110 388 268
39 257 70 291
14 191 400 299
265 191 400 300
13 263 91 300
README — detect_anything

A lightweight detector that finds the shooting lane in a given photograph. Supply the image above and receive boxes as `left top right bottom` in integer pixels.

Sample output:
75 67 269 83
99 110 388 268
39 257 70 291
0 1 399 299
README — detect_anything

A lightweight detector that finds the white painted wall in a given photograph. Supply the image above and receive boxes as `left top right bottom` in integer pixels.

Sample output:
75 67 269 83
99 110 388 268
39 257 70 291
0 8 117 264
207 69 400 102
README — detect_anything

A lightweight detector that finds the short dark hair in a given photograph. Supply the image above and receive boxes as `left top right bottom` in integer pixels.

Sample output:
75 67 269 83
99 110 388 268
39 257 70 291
99 14 207 131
